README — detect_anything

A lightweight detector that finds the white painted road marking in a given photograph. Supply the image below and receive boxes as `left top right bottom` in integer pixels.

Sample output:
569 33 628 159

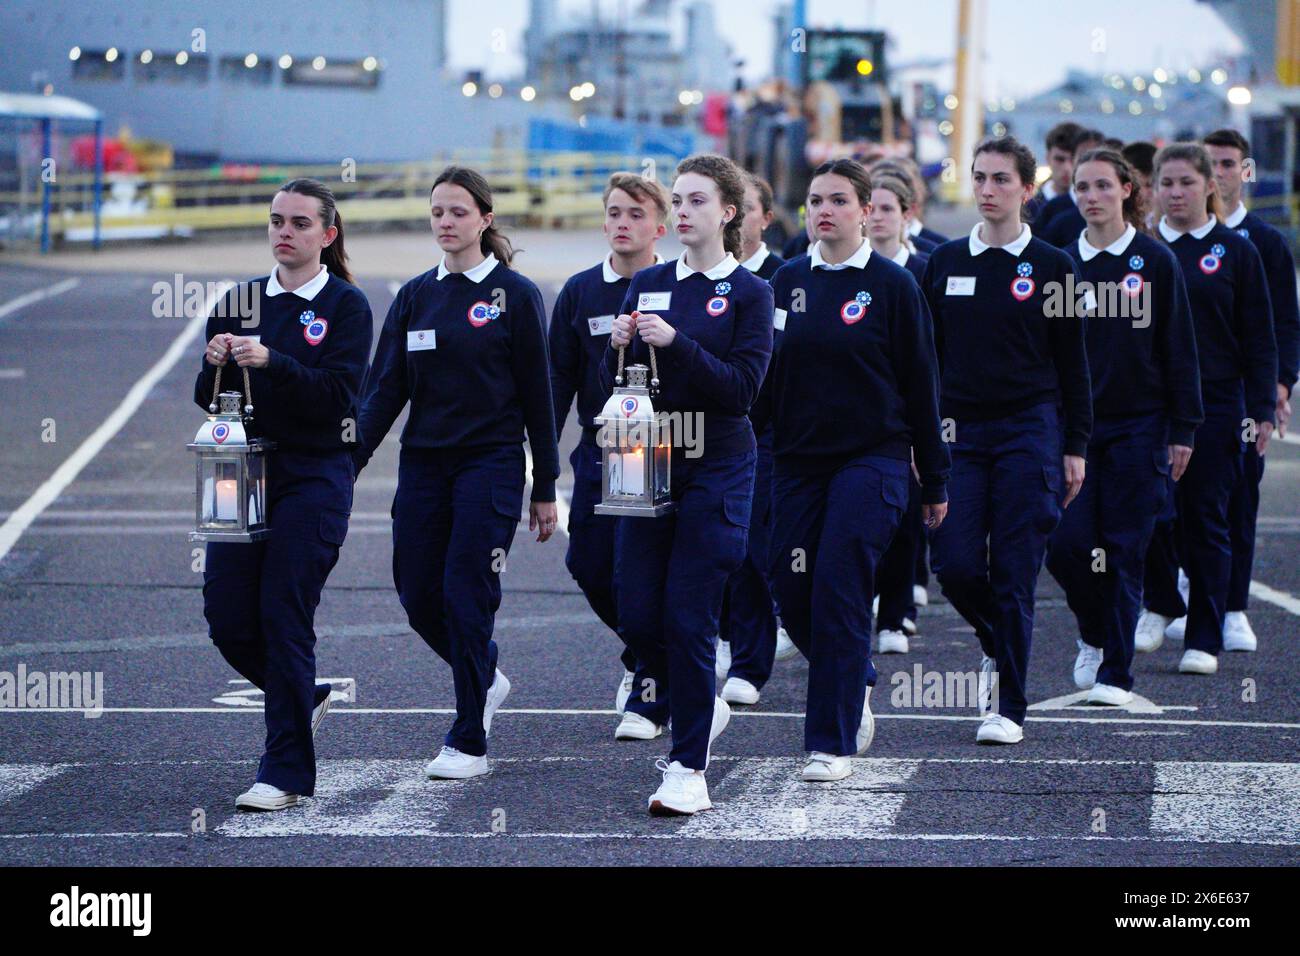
1248 580 1300 616
0 281 232 565
1029 690 1196 714
1151 762 1300 844
0 763 68 807
213 677 356 707
0 277 80 323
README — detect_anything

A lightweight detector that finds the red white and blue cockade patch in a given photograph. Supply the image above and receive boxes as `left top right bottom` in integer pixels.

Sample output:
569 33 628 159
620 396 639 417
467 301 501 327
1199 253 1222 275
1010 276 1036 300
303 317 328 345
714 281 732 296
1210 243 1226 258
840 296 870 324
1129 255 1144 270
705 295 729 317
1016 262 1034 278
1121 272 1144 297
212 423 230 444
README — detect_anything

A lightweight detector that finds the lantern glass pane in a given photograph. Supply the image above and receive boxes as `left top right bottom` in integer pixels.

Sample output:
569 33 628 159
202 457 242 524
654 445 670 498
247 453 264 526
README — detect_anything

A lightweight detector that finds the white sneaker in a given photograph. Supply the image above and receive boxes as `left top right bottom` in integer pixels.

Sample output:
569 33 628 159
1166 616 1187 640
616 669 635 712
1178 649 1218 675
872 594 880 614
877 629 909 654
1073 639 1103 690
1223 611 1258 652
424 746 489 779
483 669 510 736
774 625 799 662
855 686 875 755
1178 568 1190 605
721 676 760 705
802 752 852 782
1135 610 1170 653
311 684 332 738
901 616 918 636
615 710 664 740
913 584 929 607
976 713 1024 744
235 781 300 811
1087 683 1133 706
707 696 731 765
715 639 732 681
977 655 996 715
648 759 712 815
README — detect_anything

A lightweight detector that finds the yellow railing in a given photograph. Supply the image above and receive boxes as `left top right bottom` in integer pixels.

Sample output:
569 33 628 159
0 150 668 238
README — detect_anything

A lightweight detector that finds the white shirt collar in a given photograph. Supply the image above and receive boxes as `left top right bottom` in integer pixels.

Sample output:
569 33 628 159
907 220 923 237
676 252 739 281
1041 180 1060 202
266 263 330 300
968 222 1033 257
1077 223 1137 261
810 238 872 271
889 245 910 267
602 252 664 283
739 242 770 273
1158 215 1217 242
437 252 498 283
1224 202 1247 229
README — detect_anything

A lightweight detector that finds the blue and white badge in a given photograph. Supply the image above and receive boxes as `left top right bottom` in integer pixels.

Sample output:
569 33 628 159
467 301 500 327
299 309 315 326
1129 255 1144 271
1238 228 1250 239
1210 243 1226 258
840 298 868 324
1121 272 1144 297
1199 253 1222 275
1010 276 1036 301
855 290 872 306
714 281 732 296
303 317 328 345
1016 262 1034 278
705 295 729 317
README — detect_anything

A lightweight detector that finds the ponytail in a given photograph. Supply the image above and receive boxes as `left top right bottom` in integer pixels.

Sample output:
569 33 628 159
276 178 353 285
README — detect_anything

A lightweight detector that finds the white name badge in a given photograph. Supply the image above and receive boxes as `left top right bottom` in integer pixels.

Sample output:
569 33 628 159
637 292 672 311
773 308 788 331
407 329 437 351
587 314 614 336
946 277 976 296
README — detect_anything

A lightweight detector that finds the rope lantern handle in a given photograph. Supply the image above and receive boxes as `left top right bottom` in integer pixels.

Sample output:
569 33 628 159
614 344 659 396
209 361 254 417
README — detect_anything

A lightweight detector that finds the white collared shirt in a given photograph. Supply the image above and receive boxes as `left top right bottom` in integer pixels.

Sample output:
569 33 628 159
676 252 739 281
602 252 665 283
1158 215 1217 243
810 238 872 271
266 263 330 300
1077 223 1137 261
1224 202 1248 229
739 242 770 273
907 220 923 238
889 245 910 268
1040 180 1060 203
968 222 1033 257
437 252 499 283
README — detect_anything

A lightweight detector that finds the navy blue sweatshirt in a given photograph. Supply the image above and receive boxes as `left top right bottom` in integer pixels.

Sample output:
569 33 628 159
921 227 1093 456
598 257 774 461
1034 192 1075 233
916 224 949 247
550 257 657 443
355 256 560 501
748 247 786 281
194 269 372 454
762 246 950 503
1159 219 1278 425
892 248 928 285
1065 228 1203 446
1043 205 1086 249
1231 208 1300 395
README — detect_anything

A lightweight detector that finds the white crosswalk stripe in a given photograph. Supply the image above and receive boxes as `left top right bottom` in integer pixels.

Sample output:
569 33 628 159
1150 762 1300 844
0 763 69 807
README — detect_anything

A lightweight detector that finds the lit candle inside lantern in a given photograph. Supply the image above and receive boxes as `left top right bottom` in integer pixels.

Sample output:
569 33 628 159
215 479 238 520
622 447 645 496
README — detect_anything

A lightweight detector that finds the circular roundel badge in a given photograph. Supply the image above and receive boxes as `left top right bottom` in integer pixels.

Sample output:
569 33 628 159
303 317 328 345
855 290 872 306
1121 272 1144 297
620 397 639 417
1129 255 1144 271
705 296 729 317
1010 276 1036 301
212 422 230 444
1016 262 1034 278
467 301 499 327
1199 254 1221 275
1210 243 1226 258
298 309 315 327
1237 228 1250 239
840 299 868 324
714 281 732 296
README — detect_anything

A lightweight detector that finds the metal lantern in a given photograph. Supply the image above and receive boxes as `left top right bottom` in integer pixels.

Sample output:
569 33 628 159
594 347 674 517
188 364 272 543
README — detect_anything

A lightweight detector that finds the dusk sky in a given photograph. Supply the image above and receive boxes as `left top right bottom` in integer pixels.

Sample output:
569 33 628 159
445 0 1245 99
